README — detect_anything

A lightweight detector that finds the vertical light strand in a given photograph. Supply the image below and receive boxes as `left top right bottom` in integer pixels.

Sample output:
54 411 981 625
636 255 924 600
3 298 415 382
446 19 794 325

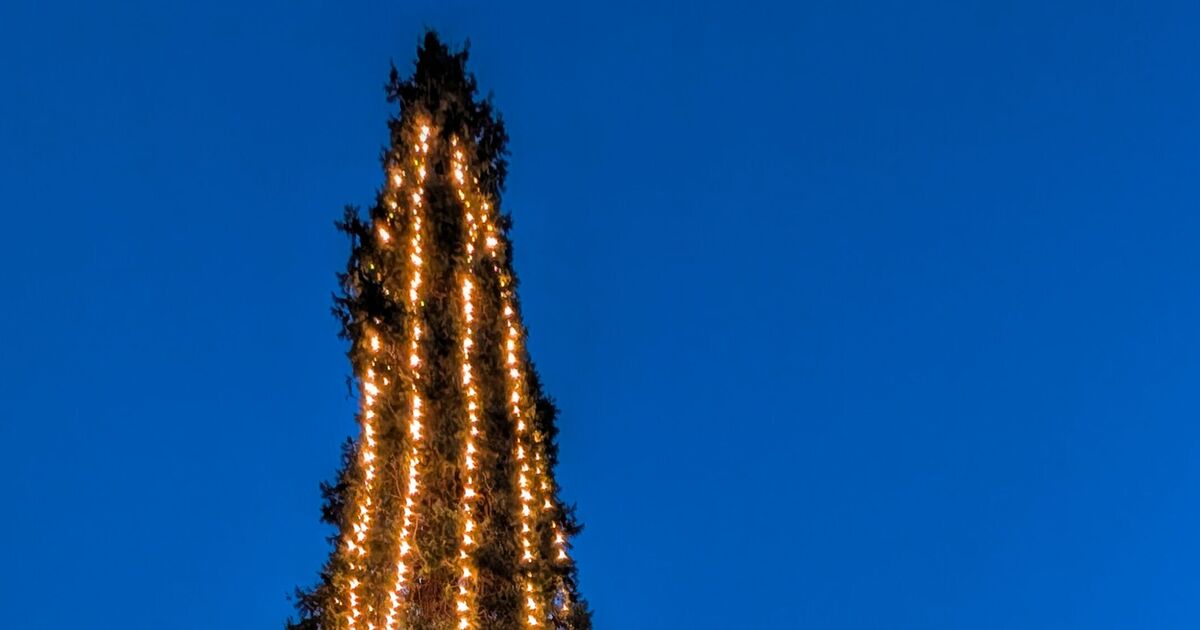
340 305 388 625
531 413 573 623
529 340 572 623
545 489 575 623
474 188 546 628
551 523 572 623
476 176 577 627
450 137 483 629
381 122 433 630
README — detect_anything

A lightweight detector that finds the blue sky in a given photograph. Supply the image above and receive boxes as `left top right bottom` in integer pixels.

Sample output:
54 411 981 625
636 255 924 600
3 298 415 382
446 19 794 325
3 1 1200 628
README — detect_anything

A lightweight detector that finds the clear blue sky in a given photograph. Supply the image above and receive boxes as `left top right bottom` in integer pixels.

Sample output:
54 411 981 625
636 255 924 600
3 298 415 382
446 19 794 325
3 1 1200 628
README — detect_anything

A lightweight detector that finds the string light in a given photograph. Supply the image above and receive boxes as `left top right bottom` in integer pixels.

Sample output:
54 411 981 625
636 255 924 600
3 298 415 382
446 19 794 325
338 187 397 627
470 171 549 628
341 327 386 628
339 120 577 628
450 137 483 630
528 364 574 624
473 164 578 627
541 466 574 622
381 122 433 630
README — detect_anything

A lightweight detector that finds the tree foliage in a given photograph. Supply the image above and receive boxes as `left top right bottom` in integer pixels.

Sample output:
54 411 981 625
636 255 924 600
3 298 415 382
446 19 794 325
287 31 591 630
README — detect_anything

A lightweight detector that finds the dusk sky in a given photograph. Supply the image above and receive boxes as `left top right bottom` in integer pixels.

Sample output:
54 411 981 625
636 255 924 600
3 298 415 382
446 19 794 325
3 1 1200 628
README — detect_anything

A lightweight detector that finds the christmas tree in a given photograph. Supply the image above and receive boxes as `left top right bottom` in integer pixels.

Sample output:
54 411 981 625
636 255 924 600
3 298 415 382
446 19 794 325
288 32 591 630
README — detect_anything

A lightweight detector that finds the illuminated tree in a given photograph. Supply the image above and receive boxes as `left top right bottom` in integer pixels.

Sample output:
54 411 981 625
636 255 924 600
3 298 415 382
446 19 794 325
287 32 591 630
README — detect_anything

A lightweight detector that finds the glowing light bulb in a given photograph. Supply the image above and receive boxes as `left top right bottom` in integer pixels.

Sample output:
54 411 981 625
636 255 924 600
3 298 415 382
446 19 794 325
340 325 388 628
381 121 434 630
449 135 487 630
359 124 578 629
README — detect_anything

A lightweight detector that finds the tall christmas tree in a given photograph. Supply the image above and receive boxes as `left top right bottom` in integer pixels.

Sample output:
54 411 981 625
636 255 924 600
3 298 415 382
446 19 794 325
289 32 591 630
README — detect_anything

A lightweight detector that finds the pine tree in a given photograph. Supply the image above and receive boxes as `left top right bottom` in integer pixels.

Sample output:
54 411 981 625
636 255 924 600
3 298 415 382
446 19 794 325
288 31 591 630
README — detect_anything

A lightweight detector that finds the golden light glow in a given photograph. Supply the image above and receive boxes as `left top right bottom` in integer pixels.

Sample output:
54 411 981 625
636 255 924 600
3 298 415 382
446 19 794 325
477 176 577 624
450 136 483 630
471 175 549 628
340 322 386 629
381 123 433 630
337 120 578 628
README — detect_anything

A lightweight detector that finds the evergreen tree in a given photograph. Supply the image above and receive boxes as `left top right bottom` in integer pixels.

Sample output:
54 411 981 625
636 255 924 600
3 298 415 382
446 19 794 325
288 31 591 630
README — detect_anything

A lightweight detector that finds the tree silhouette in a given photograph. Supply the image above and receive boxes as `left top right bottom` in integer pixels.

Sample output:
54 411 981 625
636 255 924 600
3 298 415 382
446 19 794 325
287 31 591 630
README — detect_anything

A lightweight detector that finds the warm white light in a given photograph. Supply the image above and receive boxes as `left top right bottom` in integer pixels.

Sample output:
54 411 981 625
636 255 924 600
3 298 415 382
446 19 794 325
449 135 486 630
382 121 433 630
342 322 386 628
344 122 578 628
475 193 548 629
